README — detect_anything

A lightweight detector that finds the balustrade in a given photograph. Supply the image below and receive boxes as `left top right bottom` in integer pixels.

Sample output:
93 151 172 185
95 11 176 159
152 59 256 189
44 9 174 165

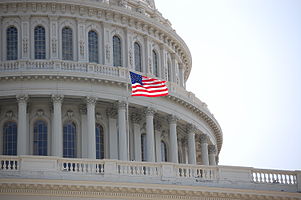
252 169 297 185
175 164 217 180
58 158 105 174
117 161 161 177
0 156 19 171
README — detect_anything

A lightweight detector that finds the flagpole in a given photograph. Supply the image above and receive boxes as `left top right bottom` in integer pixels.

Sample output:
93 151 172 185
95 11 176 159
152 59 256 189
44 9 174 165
126 68 130 161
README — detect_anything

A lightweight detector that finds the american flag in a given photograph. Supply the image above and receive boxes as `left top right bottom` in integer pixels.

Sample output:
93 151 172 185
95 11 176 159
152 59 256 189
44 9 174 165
130 72 169 97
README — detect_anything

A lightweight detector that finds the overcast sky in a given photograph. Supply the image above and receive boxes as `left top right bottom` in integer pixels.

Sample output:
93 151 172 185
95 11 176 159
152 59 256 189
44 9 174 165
155 0 301 170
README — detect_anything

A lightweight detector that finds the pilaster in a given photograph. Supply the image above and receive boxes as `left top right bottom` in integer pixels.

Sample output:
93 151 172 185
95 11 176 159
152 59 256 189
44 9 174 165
79 104 88 158
51 94 63 157
49 16 59 59
131 112 142 161
21 16 30 59
86 97 97 159
187 124 197 165
17 94 29 155
118 101 128 161
77 18 86 62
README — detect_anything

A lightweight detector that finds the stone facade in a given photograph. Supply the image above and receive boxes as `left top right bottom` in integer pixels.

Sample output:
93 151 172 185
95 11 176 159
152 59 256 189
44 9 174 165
0 0 300 199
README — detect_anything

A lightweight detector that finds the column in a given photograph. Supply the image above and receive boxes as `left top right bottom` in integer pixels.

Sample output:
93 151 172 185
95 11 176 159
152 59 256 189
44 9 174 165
154 120 162 162
208 145 217 166
86 97 97 159
145 108 155 162
51 95 63 157
200 134 209 165
118 101 127 161
79 104 87 158
131 113 142 161
179 64 185 87
17 94 28 155
187 125 197 165
144 36 150 74
168 115 178 163
107 107 118 159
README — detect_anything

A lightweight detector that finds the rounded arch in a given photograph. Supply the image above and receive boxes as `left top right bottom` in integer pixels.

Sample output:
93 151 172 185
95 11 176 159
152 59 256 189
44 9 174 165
2 121 18 155
61 26 73 61
112 35 122 67
2 18 21 61
95 123 104 159
34 25 46 59
152 49 159 77
160 140 168 162
134 41 142 72
33 119 48 156
63 121 77 158
6 26 18 61
30 17 49 60
88 30 99 63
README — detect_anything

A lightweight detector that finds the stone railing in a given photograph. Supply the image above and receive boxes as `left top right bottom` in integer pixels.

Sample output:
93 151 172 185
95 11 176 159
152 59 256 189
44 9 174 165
252 168 297 185
0 156 300 193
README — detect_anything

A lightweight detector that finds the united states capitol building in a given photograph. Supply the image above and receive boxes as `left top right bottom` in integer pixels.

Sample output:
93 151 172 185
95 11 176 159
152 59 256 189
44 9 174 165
0 0 300 199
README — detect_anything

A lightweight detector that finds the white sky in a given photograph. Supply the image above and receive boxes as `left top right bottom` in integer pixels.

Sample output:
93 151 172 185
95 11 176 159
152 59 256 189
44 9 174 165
155 0 301 170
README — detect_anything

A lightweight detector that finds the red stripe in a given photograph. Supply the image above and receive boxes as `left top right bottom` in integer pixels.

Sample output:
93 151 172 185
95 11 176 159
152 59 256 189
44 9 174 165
132 88 169 93
132 84 167 89
132 93 168 97
142 81 166 85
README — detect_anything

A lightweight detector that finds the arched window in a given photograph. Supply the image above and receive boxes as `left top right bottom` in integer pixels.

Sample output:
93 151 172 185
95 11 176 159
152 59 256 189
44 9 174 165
113 35 122 67
167 60 171 81
141 134 146 161
34 26 46 59
152 50 158 77
95 124 104 159
3 122 17 155
134 42 142 72
88 30 99 63
161 140 167 162
33 120 48 156
63 122 76 158
62 27 73 60
6 27 18 60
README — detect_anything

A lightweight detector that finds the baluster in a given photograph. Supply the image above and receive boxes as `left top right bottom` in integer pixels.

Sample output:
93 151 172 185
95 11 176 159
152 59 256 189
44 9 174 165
3 160 7 170
12 161 16 170
288 174 292 184
279 174 283 184
7 160 12 170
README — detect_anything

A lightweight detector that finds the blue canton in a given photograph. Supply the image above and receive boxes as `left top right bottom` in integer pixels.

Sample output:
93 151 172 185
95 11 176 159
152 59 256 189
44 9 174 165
130 72 143 85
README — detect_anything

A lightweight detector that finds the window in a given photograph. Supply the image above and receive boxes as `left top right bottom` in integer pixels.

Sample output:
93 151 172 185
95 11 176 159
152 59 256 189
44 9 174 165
6 27 18 60
63 122 76 158
161 140 167 162
3 122 17 155
141 134 146 161
152 50 158 77
62 27 73 60
95 124 104 159
167 60 171 81
34 26 46 59
33 120 48 156
134 42 142 72
88 31 99 63
113 35 122 67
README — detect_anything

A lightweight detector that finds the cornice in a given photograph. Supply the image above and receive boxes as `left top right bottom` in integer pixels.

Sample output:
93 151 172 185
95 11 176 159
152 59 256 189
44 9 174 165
0 73 222 153
0 0 192 79
0 181 299 200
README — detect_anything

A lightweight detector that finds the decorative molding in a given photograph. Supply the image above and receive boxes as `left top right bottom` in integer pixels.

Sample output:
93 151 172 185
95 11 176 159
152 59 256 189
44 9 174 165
86 96 97 105
51 94 64 104
167 114 178 124
16 94 29 103
79 104 87 115
95 112 103 121
66 110 74 119
144 107 155 116
5 110 14 119
200 134 208 144
208 145 217 154
35 109 44 117
106 107 117 119
131 112 142 124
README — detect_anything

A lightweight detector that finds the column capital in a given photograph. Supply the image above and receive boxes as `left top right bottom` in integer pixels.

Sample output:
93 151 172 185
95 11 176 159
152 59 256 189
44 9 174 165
200 134 208 144
106 107 117 119
186 124 197 133
167 115 178 124
86 96 97 105
51 94 64 103
144 107 156 116
208 145 217 154
118 101 127 110
16 94 28 103
131 112 142 124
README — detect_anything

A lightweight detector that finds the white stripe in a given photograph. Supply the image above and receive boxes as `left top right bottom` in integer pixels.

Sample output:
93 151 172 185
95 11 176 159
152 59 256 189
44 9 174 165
132 91 168 96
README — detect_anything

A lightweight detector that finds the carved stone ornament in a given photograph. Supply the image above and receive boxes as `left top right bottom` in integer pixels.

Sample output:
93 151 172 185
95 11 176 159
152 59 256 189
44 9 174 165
86 97 97 105
167 115 178 124
154 120 162 131
51 38 57 54
186 124 196 133
80 40 85 56
129 48 133 66
51 94 64 103
200 134 208 144
105 44 110 61
119 0 128 8
131 113 142 124
36 109 44 117
118 101 127 110
16 94 29 103
66 110 74 119
106 108 117 119
79 104 87 115
208 145 217 154
5 111 13 119
95 112 103 121
23 38 28 54
145 107 155 116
